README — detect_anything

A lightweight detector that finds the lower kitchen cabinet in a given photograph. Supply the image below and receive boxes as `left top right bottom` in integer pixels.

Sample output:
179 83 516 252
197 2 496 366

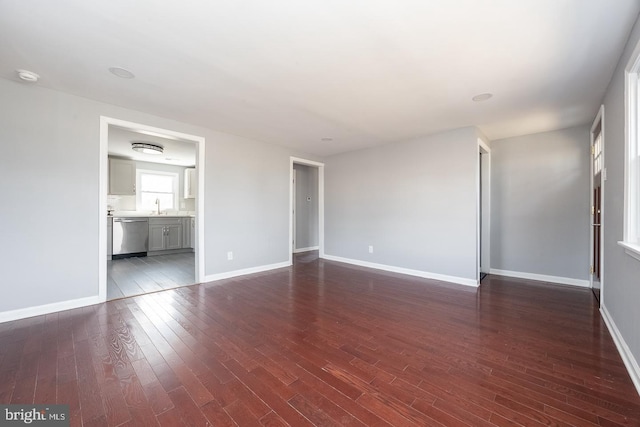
149 218 183 251
190 217 195 250
182 217 191 248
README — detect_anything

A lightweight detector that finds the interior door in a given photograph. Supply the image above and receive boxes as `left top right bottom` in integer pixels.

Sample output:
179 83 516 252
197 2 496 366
592 182 601 300
590 109 603 303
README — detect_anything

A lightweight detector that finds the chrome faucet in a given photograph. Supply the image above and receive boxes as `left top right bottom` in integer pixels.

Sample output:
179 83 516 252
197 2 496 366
155 198 161 215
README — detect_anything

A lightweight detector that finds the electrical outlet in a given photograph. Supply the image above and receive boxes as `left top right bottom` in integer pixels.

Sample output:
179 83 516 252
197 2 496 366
227 251 233 260
368 245 374 253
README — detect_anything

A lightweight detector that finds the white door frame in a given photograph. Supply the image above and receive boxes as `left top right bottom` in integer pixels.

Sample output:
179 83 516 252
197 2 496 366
589 105 605 305
292 168 297 251
289 157 325 264
477 138 491 284
99 116 206 302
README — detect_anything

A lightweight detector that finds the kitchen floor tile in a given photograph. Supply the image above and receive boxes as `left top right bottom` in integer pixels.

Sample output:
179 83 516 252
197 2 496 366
107 253 195 301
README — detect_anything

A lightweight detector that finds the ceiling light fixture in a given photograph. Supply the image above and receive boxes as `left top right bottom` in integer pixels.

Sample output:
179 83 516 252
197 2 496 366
109 67 135 79
131 142 163 155
16 69 39 83
472 93 493 102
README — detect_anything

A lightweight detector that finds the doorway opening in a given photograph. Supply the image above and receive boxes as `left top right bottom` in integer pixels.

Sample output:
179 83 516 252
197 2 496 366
289 157 325 265
478 139 491 283
99 117 205 302
590 106 605 304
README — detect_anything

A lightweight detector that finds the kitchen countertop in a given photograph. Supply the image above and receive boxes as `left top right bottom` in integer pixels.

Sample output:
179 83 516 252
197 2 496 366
109 213 195 218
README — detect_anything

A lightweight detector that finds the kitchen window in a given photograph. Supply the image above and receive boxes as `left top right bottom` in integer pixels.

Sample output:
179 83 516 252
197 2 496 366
136 170 179 212
620 38 640 261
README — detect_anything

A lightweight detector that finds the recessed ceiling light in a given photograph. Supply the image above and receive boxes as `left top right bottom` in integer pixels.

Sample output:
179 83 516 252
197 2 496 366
472 93 493 102
131 141 163 155
16 69 39 83
109 67 135 79
321 137 333 142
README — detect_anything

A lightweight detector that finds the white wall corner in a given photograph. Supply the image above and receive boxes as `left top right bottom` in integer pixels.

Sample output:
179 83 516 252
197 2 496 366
489 269 590 288
601 305 640 396
322 254 479 288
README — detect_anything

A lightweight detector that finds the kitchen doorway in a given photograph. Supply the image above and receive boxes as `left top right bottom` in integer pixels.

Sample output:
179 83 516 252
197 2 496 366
99 117 205 302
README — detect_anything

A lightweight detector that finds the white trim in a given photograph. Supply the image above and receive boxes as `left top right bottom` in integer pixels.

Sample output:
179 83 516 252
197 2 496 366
100 116 206 303
478 138 491 154
601 305 640 396
293 246 319 254
589 105 605 304
489 269 590 288
203 261 290 282
477 139 491 281
289 157 325 265
323 254 479 288
622 37 640 258
292 168 297 250
0 296 102 324
99 119 109 302
618 241 640 261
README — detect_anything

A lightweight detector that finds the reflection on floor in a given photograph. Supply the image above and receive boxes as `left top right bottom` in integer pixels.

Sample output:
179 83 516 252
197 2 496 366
107 252 195 300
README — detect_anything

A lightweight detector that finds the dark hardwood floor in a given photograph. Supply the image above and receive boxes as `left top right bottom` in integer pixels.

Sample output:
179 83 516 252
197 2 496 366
1 251 639 426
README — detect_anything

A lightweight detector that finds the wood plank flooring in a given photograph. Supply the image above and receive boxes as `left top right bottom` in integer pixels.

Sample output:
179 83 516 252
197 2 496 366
107 253 195 300
2 251 640 426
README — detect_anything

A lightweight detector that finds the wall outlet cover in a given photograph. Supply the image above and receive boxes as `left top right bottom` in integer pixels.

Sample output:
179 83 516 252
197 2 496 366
227 251 233 260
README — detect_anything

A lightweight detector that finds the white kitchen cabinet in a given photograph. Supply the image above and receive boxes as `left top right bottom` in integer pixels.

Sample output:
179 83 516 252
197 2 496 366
184 168 197 199
109 158 136 195
148 218 183 251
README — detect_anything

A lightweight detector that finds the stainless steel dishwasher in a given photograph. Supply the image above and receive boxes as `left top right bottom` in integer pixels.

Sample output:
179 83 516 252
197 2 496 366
112 217 149 258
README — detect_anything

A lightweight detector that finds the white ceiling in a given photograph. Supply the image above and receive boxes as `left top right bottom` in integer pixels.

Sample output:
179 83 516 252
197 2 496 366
108 126 196 167
1 0 638 156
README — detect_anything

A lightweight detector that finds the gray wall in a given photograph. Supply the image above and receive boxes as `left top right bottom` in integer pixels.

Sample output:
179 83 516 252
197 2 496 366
601 14 640 374
0 77 320 314
324 127 478 281
293 163 319 250
490 126 591 280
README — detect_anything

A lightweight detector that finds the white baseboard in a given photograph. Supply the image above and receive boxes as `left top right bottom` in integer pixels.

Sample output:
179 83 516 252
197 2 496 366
322 254 478 287
601 305 640 396
489 269 590 288
0 295 103 324
203 261 290 282
293 246 319 254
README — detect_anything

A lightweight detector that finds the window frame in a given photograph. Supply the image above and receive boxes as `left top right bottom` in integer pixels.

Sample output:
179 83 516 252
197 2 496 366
136 169 179 213
620 38 640 261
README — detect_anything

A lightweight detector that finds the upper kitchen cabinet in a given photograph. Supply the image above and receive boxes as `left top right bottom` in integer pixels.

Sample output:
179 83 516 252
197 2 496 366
184 168 197 199
109 158 136 195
